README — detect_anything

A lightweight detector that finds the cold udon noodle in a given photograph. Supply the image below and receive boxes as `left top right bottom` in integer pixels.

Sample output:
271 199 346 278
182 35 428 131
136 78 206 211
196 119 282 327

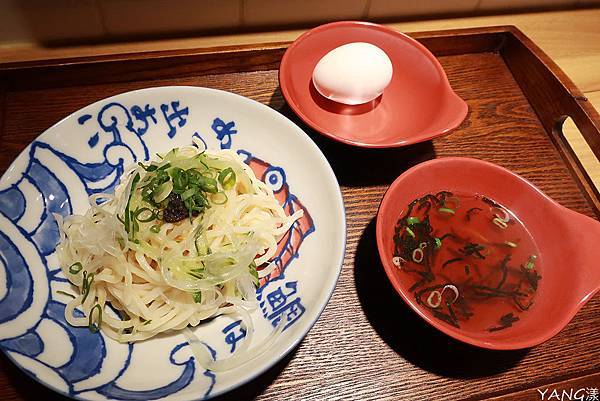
56 142 301 367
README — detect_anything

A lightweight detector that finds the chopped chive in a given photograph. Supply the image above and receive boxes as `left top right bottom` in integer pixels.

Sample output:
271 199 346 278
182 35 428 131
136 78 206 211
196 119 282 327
438 207 455 215
187 271 203 279
134 207 156 223
249 262 259 286
407 216 420 225
88 304 102 333
138 162 158 172
131 211 140 235
181 187 196 201
82 271 95 303
525 255 537 270
218 167 236 190
124 172 141 237
434 238 442 249
198 176 218 193
170 168 188 192
56 290 76 299
405 227 415 238
211 191 228 205
69 262 83 274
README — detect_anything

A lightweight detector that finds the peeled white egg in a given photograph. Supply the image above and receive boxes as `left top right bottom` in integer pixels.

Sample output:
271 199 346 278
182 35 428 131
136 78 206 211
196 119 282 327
312 42 393 105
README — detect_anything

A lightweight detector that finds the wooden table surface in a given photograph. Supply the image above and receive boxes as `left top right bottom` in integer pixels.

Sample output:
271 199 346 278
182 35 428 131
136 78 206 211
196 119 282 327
1 7 599 401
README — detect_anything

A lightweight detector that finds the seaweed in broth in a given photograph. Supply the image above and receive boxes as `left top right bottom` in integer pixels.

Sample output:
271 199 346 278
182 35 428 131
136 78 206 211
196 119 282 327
392 191 542 332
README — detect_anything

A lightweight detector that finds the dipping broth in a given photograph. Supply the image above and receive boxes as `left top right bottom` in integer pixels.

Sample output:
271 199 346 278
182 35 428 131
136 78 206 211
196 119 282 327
392 191 542 333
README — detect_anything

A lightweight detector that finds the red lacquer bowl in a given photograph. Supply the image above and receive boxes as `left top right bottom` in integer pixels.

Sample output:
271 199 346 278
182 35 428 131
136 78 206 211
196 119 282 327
279 21 468 148
376 157 600 350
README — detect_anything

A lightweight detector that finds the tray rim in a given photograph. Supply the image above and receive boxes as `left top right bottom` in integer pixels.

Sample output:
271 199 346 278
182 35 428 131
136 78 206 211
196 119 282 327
1 25 599 218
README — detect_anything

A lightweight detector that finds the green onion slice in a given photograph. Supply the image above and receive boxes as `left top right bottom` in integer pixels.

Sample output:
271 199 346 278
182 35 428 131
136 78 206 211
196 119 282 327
69 262 83 274
82 271 95 303
218 168 236 190
56 290 76 299
138 162 158 172
192 292 202 303
187 271 203 279
438 207 455 215
249 262 259 286
199 176 218 193
181 187 197 201
211 192 228 205
124 173 141 236
88 304 102 333
157 162 171 171
134 207 156 223
407 216 420 225
525 255 537 270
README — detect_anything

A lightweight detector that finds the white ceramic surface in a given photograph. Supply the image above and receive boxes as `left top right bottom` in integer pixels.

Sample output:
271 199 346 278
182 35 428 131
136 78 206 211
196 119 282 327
0 86 346 400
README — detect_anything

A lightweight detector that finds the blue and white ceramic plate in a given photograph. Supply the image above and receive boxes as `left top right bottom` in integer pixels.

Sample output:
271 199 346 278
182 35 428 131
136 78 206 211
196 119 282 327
0 86 346 400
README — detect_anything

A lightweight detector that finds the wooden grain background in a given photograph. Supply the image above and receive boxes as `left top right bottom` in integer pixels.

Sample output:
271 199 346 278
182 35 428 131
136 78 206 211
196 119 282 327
0 28 598 401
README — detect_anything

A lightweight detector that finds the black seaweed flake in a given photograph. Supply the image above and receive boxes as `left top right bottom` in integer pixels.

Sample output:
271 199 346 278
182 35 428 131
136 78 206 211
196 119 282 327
442 257 464 268
496 255 511 289
488 313 519 332
466 207 483 221
460 243 487 259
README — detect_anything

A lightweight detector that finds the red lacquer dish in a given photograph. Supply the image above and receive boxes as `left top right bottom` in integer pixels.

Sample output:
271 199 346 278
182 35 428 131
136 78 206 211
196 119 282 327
279 21 468 148
376 157 600 349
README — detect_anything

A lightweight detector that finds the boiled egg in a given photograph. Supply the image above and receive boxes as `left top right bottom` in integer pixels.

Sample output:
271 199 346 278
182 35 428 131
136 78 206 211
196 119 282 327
312 42 393 105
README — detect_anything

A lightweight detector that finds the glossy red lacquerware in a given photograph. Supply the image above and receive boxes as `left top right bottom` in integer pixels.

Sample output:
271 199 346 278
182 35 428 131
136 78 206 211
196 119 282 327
376 157 600 350
279 21 468 148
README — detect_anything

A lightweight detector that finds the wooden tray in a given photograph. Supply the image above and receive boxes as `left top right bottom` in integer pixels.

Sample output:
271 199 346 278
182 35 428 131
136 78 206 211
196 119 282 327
1 26 599 401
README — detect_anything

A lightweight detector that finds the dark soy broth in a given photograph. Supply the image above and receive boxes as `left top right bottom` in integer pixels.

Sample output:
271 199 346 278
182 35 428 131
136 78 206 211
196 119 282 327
392 191 542 333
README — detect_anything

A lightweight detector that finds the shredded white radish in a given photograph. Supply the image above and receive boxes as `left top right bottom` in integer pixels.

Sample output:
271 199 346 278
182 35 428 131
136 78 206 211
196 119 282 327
183 312 286 371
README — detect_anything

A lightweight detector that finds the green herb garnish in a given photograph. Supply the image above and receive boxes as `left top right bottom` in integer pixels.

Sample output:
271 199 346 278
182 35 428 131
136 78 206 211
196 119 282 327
82 271 95 303
69 262 83 274
249 262 259 286
88 304 103 333
124 172 141 239
218 167 236 190
56 290 76 299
